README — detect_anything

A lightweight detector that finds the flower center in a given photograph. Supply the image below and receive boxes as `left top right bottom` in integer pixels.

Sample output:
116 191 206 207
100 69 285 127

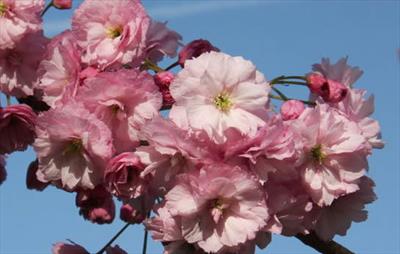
63 138 83 156
110 104 120 115
210 198 229 224
214 92 232 112
106 26 123 39
311 144 326 164
0 1 7 16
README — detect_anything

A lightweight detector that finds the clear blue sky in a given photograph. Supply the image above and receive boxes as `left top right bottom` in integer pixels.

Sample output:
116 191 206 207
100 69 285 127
1 1 399 253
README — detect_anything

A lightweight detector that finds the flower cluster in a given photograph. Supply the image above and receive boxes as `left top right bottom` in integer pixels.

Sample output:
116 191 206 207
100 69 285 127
0 1 383 254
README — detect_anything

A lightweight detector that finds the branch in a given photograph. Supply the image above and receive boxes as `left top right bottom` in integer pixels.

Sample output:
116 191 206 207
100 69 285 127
295 232 354 254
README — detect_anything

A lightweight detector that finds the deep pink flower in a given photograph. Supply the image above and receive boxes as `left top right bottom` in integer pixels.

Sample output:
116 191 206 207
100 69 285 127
306 73 326 94
37 30 81 108
0 31 48 97
78 69 161 153
0 0 44 49
105 245 128 254
280 100 305 120
26 159 49 191
53 0 72 9
170 51 270 143
178 39 219 67
145 20 182 63
154 71 175 108
292 104 369 206
76 185 115 224
0 104 36 154
33 101 114 190
120 203 146 224
162 164 269 253
0 155 6 185
52 242 89 254
72 0 150 69
336 88 384 149
306 73 348 103
105 152 149 199
313 176 376 241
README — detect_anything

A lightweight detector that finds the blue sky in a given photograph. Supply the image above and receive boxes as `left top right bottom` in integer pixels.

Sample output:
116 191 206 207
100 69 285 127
1 1 399 253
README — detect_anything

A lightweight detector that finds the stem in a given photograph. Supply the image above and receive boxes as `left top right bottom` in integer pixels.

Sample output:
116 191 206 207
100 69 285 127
270 75 307 85
165 61 180 71
271 87 289 101
95 223 130 254
296 232 354 254
142 59 164 73
273 81 308 86
141 211 151 254
41 1 53 16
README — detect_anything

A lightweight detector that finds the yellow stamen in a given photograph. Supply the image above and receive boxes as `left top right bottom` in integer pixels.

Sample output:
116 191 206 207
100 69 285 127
106 26 123 39
214 92 232 112
311 144 326 164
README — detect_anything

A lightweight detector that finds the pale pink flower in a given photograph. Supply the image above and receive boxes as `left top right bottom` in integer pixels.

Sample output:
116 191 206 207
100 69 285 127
52 242 89 254
170 51 270 143
0 155 6 185
76 185 115 224
292 104 369 206
0 104 36 154
71 0 150 69
280 100 305 120
0 0 44 49
33 101 114 190
0 31 48 97
105 152 150 199
178 39 219 67
145 20 182 63
37 30 81 108
336 88 384 149
53 0 72 9
313 176 376 241
163 164 269 253
312 57 363 87
78 69 161 153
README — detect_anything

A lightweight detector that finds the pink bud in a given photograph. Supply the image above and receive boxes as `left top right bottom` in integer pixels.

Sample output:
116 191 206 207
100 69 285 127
0 155 6 185
0 104 37 154
120 203 145 224
52 242 89 254
306 73 327 94
52 0 72 9
154 71 174 88
76 186 115 224
178 39 219 67
280 100 305 120
320 79 348 103
26 159 49 191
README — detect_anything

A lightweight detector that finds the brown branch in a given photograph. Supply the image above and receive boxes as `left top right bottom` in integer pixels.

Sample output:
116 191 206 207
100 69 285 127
295 232 354 254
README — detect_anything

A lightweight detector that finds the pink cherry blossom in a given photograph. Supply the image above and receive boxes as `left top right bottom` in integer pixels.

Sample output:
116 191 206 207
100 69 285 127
313 176 376 241
52 242 89 254
178 39 219 67
292 104 369 206
0 0 44 49
78 69 161 153
105 152 150 199
76 185 115 224
162 164 269 253
312 57 363 87
37 30 81 108
71 0 150 69
280 100 305 120
336 88 384 149
0 154 6 185
319 79 348 103
145 20 182 63
33 101 114 190
53 0 72 9
0 104 36 154
170 51 270 143
0 31 48 97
